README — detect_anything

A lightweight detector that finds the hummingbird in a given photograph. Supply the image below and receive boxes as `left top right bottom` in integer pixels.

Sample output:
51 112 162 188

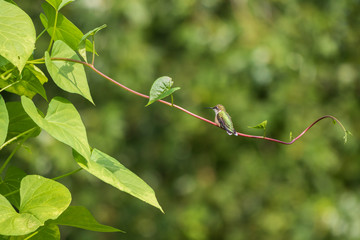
206 104 238 136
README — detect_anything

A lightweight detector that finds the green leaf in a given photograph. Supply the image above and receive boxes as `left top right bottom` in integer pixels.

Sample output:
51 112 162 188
6 101 40 140
0 1 36 72
331 116 352 144
21 96 91 160
80 24 107 45
0 64 48 100
0 166 26 209
0 175 71 236
20 175 71 225
52 206 123 232
0 194 39 236
248 120 268 130
78 24 107 62
45 0 74 11
40 2 93 52
344 130 352 144
45 40 94 104
146 76 181 106
248 120 267 137
0 95 8 145
73 148 164 213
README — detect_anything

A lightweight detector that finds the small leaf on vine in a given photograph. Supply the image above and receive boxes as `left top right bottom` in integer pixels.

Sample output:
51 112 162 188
344 130 352 144
78 24 107 62
248 120 267 137
329 116 351 144
248 120 267 130
146 76 180 107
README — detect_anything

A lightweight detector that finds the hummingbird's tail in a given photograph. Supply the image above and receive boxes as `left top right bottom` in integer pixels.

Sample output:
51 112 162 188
226 129 238 136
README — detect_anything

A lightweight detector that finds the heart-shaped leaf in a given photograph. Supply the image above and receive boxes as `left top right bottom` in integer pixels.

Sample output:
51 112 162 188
0 194 40 236
45 40 94 104
21 96 91 160
74 148 163 213
146 76 180 106
0 1 35 72
20 176 71 223
0 175 71 236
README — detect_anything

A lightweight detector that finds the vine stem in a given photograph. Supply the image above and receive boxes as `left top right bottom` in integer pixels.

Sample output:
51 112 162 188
49 57 345 145
0 80 21 93
52 168 82 181
0 128 37 151
47 9 58 52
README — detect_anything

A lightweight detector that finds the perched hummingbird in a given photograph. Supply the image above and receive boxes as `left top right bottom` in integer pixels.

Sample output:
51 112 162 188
206 104 238 136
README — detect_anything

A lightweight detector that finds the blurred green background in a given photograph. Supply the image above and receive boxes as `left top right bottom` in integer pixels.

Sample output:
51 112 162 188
11 0 360 239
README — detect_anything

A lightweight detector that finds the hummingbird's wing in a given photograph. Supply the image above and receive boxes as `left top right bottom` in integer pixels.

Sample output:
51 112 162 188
216 113 234 135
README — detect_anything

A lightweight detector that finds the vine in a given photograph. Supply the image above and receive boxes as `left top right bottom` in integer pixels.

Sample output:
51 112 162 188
36 57 350 145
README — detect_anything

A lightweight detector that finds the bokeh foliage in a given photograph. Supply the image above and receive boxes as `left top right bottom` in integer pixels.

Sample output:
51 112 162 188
12 0 359 239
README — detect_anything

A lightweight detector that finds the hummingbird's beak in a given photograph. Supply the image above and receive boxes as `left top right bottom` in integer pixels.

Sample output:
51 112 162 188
205 107 214 109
